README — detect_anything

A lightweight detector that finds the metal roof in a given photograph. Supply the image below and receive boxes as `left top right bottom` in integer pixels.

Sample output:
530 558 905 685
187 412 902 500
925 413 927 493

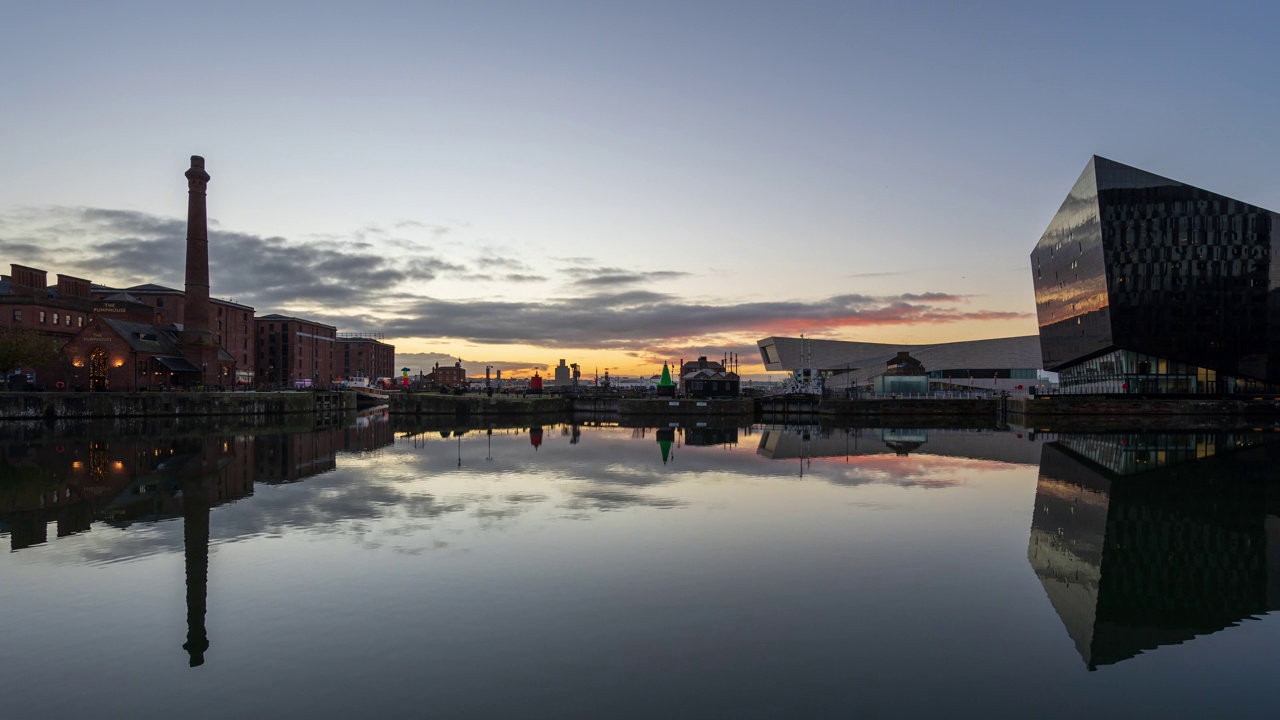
757 335 1043 376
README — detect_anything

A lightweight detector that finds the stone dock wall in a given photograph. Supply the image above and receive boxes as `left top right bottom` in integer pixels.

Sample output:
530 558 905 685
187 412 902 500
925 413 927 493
819 398 998 416
0 391 354 420
616 398 754 415
1007 395 1257 417
390 394 571 416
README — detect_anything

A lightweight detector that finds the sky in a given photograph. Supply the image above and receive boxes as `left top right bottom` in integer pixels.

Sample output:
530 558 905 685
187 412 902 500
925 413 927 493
2 1 1278 379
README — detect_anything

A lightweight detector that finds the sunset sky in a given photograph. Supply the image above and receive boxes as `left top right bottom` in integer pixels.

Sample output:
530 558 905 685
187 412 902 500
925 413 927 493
3 1 1278 378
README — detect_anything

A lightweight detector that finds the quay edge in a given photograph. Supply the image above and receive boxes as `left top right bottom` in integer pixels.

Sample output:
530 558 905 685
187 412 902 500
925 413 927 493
0 391 355 420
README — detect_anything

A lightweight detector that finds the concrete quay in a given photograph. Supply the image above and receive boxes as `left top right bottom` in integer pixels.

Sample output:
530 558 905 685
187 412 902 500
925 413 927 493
0 391 354 420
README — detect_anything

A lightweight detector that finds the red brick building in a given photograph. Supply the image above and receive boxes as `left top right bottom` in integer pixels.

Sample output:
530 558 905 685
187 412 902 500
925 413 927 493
0 265 98 385
255 314 337 386
425 361 468 389
1 265 95 337
60 314 235 391
337 335 396 380
92 284 256 383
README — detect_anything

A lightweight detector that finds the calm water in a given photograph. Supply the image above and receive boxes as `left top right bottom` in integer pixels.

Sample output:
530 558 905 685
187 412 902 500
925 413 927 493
3 414 1280 718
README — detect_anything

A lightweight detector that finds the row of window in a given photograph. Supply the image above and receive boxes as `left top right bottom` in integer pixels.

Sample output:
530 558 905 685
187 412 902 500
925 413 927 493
12 309 85 328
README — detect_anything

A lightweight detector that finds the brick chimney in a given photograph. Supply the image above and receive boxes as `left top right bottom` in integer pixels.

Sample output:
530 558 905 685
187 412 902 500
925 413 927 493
182 156 213 348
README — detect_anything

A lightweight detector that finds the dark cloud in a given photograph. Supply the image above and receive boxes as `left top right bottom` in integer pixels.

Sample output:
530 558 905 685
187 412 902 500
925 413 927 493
0 206 465 311
563 265 690 289
370 291 1027 351
0 207 1030 355
393 352 546 376
637 342 761 366
480 257 533 271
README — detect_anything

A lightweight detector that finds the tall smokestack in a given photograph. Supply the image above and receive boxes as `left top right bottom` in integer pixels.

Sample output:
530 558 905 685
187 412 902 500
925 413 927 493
182 156 213 348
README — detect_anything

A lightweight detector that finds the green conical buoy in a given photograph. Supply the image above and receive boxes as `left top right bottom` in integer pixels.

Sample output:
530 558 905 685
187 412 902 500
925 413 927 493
659 363 674 387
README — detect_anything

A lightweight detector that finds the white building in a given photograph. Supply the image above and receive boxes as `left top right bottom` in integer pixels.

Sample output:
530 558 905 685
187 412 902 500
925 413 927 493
756 335 1050 393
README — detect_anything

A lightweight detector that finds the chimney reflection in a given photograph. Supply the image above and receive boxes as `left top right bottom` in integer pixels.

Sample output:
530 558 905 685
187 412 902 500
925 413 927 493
0 412 398 668
1028 431 1280 670
181 445 212 667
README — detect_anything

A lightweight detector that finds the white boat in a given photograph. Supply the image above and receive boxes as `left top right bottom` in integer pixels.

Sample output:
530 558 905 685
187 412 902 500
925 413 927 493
342 376 389 406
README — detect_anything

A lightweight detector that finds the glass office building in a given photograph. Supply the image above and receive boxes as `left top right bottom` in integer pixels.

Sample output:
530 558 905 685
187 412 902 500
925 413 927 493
1031 156 1280 394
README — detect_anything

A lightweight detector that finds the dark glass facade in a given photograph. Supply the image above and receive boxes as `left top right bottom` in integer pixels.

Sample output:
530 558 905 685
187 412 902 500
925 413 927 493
1028 432 1280 669
1031 156 1280 393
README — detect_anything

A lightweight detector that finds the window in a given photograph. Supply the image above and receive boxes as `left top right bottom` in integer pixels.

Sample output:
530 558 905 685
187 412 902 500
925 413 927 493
39 311 46 323
78 316 83 327
11 310 20 322
65 314 71 327
52 313 59 325
157 298 164 307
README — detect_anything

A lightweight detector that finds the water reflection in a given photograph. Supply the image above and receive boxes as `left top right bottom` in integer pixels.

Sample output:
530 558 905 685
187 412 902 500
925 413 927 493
8 414 1280 703
1028 431 1280 670
0 414 397 668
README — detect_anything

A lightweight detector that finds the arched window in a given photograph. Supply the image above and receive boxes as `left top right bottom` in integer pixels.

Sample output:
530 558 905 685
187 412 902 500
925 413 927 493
88 346 109 391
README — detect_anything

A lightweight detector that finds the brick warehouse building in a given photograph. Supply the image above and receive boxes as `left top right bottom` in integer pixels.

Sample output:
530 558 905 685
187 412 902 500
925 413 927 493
46 154 241 386
60 310 234 391
0 265 95 386
92 284 256 382
256 314 337 387
337 334 396 380
1 265 95 336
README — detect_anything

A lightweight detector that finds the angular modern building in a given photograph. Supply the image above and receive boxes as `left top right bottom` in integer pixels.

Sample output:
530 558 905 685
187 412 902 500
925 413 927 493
756 335 1044 393
1031 156 1280 393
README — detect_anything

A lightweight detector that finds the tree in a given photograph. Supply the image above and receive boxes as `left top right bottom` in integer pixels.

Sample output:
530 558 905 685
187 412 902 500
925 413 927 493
0 326 61 376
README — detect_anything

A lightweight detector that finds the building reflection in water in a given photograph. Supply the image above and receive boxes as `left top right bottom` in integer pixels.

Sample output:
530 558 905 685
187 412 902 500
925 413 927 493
1028 431 1280 670
756 426 1047 465
0 412 396 668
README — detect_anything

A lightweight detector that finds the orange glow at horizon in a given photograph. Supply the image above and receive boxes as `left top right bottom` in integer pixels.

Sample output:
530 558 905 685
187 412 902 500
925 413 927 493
394 314 1038 378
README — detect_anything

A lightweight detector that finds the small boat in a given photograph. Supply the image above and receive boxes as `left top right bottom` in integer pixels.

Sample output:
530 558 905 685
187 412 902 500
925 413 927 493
341 376 389 407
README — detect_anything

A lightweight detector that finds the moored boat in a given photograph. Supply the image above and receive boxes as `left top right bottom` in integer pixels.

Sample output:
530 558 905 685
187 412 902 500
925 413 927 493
341 376 389 407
